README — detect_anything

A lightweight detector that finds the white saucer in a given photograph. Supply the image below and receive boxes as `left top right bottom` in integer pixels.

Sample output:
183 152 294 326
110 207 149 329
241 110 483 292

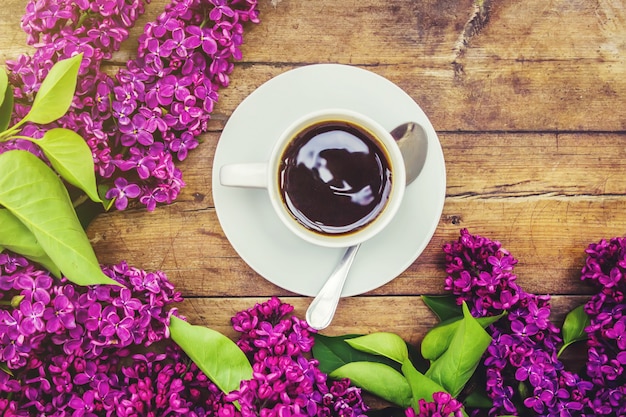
212 64 446 297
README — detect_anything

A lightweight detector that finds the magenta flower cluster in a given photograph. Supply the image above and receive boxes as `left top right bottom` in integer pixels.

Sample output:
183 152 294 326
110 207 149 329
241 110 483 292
405 392 464 417
580 237 626 415
0 255 367 417
5 0 150 162
442 229 622 417
104 0 259 210
4 0 259 211
115 345 236 416
229 297 369 417
0 252 183 416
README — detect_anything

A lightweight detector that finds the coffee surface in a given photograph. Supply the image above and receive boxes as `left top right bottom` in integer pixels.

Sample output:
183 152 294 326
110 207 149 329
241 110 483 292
279 120 392 235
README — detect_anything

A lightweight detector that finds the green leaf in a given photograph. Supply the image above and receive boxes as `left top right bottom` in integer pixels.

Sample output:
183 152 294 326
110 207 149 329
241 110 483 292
421 321 457 362
425 302 492 397
0 362 13 376
346 332 409 364
422 295 463 322
312 334 401 375
0 208 61 277
24 54 82 125
330 362 413 408
169 316 252 395
558 304 590 357
98 184 115 211
25 128 101 202
401 358 448 413
0 79 13 133
0 150 118 286
0 67 7 108
422 313 505 361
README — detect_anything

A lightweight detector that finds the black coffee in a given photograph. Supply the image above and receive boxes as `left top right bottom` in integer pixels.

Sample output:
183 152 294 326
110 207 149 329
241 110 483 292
278 120 392 235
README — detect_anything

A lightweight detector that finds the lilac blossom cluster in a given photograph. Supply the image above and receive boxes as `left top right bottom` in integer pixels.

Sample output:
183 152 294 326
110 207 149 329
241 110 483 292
104 0 259 210
0 262 367 417
229 297 369 417
114 345 235 416
580 237 626 415
5 0 149 155
443 229 599 417
4 0 259 211
0 252 182 416
405 392 464 417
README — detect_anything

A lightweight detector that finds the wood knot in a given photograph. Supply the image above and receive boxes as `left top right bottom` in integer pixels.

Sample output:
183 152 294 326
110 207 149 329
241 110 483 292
443 214 463 225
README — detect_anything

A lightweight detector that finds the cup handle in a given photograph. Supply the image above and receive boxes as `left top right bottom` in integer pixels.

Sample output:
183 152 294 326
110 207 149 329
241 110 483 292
219 163 269 188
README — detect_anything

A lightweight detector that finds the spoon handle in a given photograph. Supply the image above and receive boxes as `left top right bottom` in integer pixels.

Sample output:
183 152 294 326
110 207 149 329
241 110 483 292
305 244 361 330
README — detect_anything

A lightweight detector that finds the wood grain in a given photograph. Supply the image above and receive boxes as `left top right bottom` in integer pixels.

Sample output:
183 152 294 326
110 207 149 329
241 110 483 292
88 196 624 297
5 0 624 132
213 0 626 131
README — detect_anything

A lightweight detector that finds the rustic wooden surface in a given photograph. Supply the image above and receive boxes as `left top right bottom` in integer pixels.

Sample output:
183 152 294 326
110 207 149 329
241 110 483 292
3 0 625 347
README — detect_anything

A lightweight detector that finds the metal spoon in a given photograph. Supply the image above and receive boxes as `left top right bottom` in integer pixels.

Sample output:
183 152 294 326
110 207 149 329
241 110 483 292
305 122 429 330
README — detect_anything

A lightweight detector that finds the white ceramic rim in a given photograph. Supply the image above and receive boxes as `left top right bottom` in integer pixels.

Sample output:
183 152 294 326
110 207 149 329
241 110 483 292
266 108 406 248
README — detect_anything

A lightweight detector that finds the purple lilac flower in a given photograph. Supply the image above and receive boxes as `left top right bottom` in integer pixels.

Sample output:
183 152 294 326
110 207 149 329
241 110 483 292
112 346 236 416
443 229 598 417
228 297 369 417
580 237 626 416
2 275 368 417
105 177 141 210
19 300 46 335
4 0 148 203
0 250 184 415
99 0 258 210
3 0 260 211
405 391 464 417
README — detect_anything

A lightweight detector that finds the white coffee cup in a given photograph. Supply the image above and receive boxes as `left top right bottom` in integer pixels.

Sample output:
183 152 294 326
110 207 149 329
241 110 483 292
219 108 406 248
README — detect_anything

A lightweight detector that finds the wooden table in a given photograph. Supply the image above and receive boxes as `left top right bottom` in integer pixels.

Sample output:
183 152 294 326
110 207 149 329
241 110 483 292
2 0 625 347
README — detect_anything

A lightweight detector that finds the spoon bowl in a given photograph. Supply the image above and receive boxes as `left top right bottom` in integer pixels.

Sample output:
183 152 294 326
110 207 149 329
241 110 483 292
390 122 429 185
305 122 429 330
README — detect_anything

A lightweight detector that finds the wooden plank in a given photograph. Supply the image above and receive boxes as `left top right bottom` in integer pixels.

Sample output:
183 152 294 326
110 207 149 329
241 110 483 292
240 0 626 64
3 0 623 132
176 295 591 346
215 0 626 131
88 196 626 297
204 58 626 133
446 0 626 131
444 133 626 197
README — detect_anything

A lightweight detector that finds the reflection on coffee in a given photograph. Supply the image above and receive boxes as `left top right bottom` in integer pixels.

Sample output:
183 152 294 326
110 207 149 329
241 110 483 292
279 120 392 235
